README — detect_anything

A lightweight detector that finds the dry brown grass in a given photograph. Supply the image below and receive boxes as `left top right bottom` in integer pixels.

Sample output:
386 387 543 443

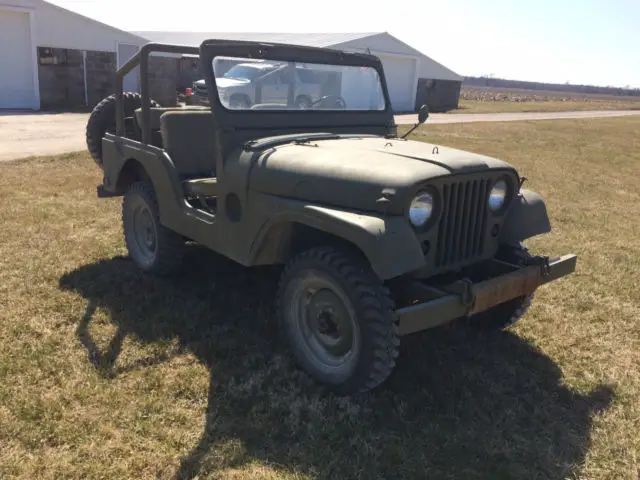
456 87 640 114
1 117 639 479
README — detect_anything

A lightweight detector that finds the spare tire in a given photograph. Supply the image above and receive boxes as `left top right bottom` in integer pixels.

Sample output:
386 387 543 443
86 92 160 167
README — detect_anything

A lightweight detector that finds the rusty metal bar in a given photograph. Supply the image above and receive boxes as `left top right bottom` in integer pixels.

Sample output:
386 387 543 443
396 253 577 335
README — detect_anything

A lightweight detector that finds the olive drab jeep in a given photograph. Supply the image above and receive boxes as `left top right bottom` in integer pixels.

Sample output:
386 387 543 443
85 40 577 395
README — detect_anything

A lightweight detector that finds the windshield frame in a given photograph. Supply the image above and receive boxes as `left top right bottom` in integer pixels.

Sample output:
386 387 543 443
198 39 394 132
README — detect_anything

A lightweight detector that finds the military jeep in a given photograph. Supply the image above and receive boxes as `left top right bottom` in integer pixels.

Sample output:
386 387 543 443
86 40 577 395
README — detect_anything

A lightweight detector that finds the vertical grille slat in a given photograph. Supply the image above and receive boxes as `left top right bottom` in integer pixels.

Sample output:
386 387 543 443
434 176 489 268
468 179 485 256
435 185 448 266
459 180 474 259
476 180 489 256
451 183 466 262
445 183 458 264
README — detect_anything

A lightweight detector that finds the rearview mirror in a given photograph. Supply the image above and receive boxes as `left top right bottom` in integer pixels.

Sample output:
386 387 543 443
418 104 429 124
401 104 429 139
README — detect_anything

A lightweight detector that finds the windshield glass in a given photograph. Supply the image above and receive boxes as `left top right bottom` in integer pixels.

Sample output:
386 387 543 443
212 55 386 111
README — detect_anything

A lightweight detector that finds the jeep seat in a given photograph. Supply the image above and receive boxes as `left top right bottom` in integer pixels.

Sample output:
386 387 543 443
160 110 217 183
134 106 208 131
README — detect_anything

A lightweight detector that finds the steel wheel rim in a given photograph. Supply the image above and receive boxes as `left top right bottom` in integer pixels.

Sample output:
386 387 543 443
286 271 360 377
132 203 157 264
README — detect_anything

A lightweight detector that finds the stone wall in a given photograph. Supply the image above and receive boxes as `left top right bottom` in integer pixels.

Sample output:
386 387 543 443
178 57 202 91
148 56 179 106
37 47 86 109
415 78 461 113
37 46 116 110
38 47 179 110
85 50 117 107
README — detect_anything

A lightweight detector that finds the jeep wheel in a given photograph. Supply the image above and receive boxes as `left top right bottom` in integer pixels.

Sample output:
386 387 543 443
229 94 251 109
277 246 399 394
122 181 184 275
465 243 535 331
86 92 160 167
295 95 312 110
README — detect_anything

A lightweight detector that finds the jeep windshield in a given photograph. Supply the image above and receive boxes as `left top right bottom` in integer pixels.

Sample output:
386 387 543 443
212 55 386 111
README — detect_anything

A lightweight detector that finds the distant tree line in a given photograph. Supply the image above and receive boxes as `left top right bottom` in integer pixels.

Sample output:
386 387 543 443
463 76 640 97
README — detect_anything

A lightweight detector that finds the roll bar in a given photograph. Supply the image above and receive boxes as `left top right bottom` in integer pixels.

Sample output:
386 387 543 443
115 42 200 144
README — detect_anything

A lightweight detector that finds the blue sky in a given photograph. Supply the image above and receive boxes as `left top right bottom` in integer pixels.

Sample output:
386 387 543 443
50 0 640 88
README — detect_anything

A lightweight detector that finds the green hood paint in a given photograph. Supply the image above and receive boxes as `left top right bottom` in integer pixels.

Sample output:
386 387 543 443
250 136 516 214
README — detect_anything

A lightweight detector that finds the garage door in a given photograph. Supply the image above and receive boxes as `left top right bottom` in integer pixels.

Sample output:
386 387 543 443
0 10 36 109
378 55 417 112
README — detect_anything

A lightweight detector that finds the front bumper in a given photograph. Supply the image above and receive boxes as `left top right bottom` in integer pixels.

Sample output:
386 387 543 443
396 253 577 335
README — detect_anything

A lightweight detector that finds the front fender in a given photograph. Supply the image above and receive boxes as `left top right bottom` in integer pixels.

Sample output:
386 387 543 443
500 188 552 243
249 196 425 280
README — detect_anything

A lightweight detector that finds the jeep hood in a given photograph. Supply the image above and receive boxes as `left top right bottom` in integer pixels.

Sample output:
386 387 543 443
249 135 516 214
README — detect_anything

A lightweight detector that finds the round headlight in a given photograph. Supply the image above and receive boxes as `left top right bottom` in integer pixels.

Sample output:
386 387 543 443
489 179 507 211
409 192 434 227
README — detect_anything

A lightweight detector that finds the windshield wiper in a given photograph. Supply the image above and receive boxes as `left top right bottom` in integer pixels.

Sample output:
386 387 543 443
293 135 342 146
243 133 342 151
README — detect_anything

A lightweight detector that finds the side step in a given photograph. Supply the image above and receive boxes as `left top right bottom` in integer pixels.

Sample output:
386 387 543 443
182 177 218 197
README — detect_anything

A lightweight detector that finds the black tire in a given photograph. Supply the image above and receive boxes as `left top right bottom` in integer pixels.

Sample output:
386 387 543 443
277 246 400 395
295 95 312 110
465 243 535 332
86 92 159 167
122 180 184 275
228 94 251 109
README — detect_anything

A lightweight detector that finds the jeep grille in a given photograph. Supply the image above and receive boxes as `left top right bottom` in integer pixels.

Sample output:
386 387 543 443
435 178 491 267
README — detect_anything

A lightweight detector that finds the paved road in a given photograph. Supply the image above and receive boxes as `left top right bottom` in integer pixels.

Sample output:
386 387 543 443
394 109 640 124
0 111 89 162
2 109 639 162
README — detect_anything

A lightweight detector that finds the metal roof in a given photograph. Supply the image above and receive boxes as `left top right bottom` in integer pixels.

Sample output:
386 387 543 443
132 31 381 48
132 31 462 81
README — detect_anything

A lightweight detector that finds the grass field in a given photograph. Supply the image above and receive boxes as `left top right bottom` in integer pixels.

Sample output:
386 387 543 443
456 87 640 113
1 117 639 479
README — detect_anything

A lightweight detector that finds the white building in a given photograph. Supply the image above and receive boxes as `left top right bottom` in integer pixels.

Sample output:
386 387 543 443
0 1 463 112
0 0 146 109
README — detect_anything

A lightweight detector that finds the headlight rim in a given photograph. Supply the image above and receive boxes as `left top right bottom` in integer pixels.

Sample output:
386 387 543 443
488 176 513 214
406 187 439 231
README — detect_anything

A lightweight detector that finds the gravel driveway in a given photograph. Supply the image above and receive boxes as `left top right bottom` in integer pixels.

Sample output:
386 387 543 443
2 109 639 162
0 111 89 162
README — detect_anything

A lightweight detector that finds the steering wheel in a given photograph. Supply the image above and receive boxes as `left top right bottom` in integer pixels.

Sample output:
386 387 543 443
311 95 347 109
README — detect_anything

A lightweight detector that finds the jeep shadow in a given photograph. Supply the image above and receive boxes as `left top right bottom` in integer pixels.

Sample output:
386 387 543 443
59 248 612 480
